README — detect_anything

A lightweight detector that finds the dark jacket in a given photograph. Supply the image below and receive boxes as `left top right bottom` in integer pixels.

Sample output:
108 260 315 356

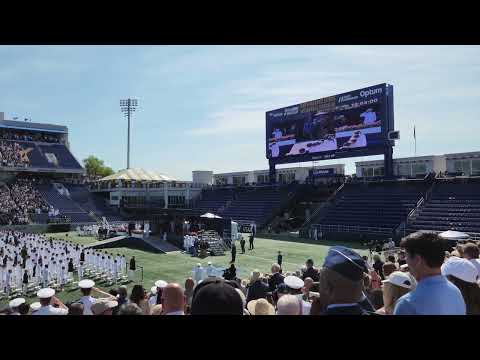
268 272 285 292
246 280 269 304
129 258 136 271
373 261 385 280
324 304 373 315
302 267 320 282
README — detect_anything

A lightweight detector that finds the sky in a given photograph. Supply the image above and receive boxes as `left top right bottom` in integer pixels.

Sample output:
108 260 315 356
0 45 479 180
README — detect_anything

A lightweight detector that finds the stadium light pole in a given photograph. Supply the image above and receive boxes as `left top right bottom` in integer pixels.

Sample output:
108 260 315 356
120 98 138 169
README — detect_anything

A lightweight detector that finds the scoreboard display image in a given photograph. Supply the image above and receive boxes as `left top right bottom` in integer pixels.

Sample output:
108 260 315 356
266 84 394 164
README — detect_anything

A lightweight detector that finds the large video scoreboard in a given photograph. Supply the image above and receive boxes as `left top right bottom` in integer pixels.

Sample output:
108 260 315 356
266 84 394 165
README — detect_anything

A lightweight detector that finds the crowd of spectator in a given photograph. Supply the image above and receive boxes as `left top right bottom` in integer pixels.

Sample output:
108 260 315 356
0 141 28 168
2 231 479 316
0 130 60 144
0 179 49 225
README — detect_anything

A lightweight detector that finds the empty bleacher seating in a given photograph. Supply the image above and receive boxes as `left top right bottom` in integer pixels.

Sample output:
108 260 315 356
407 180 480 235
316 181 428 233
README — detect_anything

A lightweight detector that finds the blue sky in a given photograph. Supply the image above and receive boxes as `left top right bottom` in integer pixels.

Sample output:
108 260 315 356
0 45 479 180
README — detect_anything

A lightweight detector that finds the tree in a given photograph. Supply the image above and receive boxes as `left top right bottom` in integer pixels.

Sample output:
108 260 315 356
83 156 115 178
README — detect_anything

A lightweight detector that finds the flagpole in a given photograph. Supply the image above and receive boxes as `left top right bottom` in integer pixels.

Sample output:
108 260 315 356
414 125 417 157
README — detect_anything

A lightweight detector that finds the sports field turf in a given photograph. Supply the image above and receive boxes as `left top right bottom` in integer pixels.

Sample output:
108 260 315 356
1 232 369 307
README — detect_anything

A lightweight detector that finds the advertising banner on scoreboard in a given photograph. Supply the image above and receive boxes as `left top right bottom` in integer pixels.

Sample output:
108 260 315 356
266 84 393 164
310 168 335 177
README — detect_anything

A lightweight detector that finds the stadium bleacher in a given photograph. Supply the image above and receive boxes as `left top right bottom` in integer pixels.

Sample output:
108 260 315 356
407 180 480 235
315 181 428 234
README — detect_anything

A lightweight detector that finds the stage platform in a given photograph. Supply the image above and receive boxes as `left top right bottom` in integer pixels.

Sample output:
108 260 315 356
85 235 180 254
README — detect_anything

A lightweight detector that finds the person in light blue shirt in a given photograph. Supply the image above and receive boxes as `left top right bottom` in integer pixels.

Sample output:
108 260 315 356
394 232 466 315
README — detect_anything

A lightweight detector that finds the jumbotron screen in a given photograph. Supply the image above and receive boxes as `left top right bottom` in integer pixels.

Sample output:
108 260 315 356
266 83 394 164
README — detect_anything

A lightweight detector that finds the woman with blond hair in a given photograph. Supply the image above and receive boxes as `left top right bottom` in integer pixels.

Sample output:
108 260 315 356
376 271 412 315
246 269 268 304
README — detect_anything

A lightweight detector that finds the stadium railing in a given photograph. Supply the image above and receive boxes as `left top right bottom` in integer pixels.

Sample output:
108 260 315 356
311 223 394 236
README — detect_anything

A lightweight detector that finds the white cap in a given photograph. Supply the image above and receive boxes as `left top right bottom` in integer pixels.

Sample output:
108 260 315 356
78 279 95 289
441 257 479 284
284 275 304 290
37 288 55 299
207 262 212 265
400 264 409 270
155 280 168 289
197 263 201 267
30 302 41 311
9 298 25 308
150 286 157 294
382 271 413 289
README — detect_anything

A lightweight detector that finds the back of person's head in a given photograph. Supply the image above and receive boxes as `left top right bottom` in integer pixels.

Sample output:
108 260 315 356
68 303 84 315
185 277 195 291
463 243 480 260
130 285 146 304
109 289 119 297
271 263 280 273
387 255 396 263
276 295 301 315
373 254 381 263
191 279 243 315
117 285 128 298
18 303 30 315
382 262 397 278
369 288 384 310
150 304 163 315
161 283 185 314
400 232 446 269
444 276 480 315
382 282 410 314
119 303 144 315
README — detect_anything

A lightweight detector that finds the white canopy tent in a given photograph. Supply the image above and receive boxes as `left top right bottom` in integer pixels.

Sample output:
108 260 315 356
200 213 222 219
438 230 470 241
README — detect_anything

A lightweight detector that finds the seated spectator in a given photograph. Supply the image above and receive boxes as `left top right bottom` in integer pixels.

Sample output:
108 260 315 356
394 232 466 315
302 259 320 281
376 271 412 315
150 304 163 315
441 257 480 315
118 303 144 315
318 246 372 315
68 303 84 316
129 285 150 315
462 243 480 276
268 263 284 292
247 298 275 315
191 278 243 315
246 270 269 304
383 262 397 278
117 286 128 307
161 283 186 315
368 288 384 311
372 254 385 280
91 299 118 315
276 295 301 315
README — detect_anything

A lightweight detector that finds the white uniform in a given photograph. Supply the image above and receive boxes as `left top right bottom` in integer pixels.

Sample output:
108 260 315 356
34 305 68 315
79 295 96 315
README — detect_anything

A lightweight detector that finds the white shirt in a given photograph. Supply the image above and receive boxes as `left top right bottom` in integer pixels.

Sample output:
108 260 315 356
34 305 68 315
469 259 480 278
148 295 159 306
360 110 377 125
80 295 97 315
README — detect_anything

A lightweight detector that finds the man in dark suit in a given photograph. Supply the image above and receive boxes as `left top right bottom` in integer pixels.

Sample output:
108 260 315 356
249 235 254 250
302 259 320 282
240 237 246 254
268 263 284 292
231 243 236 264
277 251 283 268
318 246 374 315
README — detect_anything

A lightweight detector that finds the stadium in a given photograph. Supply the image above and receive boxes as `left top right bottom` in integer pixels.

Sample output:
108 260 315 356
1 79 479 316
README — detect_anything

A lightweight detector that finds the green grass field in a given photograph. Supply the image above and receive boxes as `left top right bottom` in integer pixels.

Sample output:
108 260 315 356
1 232 369 307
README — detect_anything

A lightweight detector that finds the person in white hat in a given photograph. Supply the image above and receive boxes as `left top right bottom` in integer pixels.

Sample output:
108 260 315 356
441 257 480 315
247 298 275 315
193 263 205 285
9 298 25 315
91 299 118 315
78 279 116 315
206 262 216 277
148 280 168 306
376 271 413 315
283 275 311 315
30 302 41 314
34 288 68 315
